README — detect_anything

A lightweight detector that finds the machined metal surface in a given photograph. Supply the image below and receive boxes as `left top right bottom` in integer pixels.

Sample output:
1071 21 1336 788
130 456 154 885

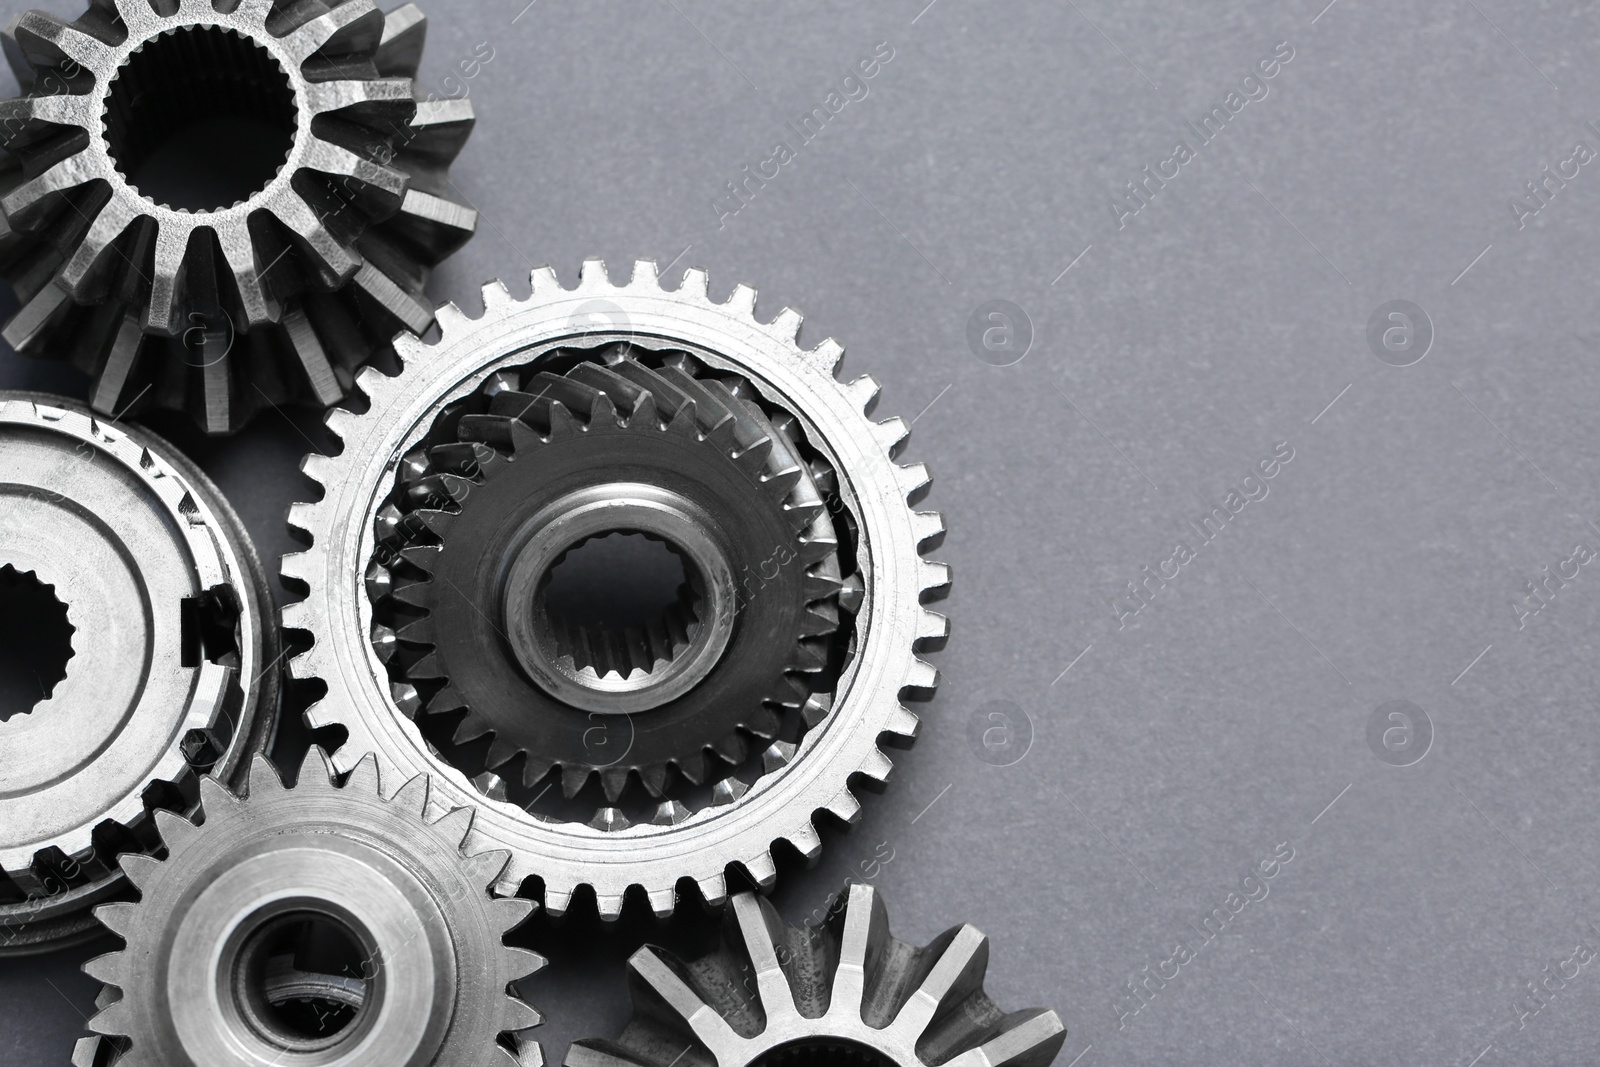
566 884 1067 1067
0 390 278 955
75 751 545 1067
0 0 477 433
283 259 949 918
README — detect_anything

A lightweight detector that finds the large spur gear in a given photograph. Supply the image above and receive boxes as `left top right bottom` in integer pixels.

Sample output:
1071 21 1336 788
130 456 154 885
74 750 545 1067
283 259 949 918
0 391 278 955
382 350 844 802
0 0 476 433
566 884 1067 1067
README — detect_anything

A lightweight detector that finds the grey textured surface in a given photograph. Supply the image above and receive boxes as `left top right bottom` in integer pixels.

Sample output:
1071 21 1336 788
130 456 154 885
4 1 1600 1064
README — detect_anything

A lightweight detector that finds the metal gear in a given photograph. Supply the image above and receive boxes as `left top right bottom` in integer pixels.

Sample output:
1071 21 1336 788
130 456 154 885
0 0 477 433
378 350 843 802
0 391 278 955
283 259 949 918
75 750 545 1067
566 884 1067 1067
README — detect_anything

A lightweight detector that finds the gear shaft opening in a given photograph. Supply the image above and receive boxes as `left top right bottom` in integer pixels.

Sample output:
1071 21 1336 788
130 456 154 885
0 564 74 721
233 910 373 1053
103 25 298 211
750 1040 893 1067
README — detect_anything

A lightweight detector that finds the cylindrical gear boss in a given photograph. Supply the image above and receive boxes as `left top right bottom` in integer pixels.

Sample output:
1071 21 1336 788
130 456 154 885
283 259 949 918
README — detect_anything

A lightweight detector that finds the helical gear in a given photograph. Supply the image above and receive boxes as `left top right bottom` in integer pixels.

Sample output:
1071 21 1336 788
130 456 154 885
282 259 949 918
74 751 545 1067
0 0 476 433
566 884 1066 1067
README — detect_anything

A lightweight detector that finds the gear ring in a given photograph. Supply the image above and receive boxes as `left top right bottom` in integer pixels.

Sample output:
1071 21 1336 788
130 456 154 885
0 0 476 433
566 884 1066 1067
283 259 949 918
74 751 544 1067
378 349 845 802
0 391 278 955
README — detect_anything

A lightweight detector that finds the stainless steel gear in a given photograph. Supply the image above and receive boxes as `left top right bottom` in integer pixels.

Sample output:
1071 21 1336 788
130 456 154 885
566 883 1067 1067
0 390 278 955
283 259 949 919
74 750 545 1067
0 0 476 433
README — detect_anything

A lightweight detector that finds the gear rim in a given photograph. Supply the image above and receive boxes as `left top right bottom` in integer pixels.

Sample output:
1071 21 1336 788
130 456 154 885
283 259 949 918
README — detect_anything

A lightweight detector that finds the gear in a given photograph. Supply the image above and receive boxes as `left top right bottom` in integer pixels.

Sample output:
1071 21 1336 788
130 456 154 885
378 350 843 802
0 0 476 434
0 391 278 956
566 883 1067 1067
76 750 545 1067
283 259 949 918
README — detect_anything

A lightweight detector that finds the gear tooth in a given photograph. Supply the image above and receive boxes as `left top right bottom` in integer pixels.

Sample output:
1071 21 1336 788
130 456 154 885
710 732 747 767
353 364 391 402
762 740 796 773
118 852 163 892
804 337 845 377
196 772 235 816
697 871 728 907
529 264 560 294
485 735 520 772
825 789 863 825
150 808 197 852
435 300 471 333
560 763 591 798
912 510 946 547
919 560 953 597
630 258 660 289
471 770 509 801
741 850 778 889
588 806 630 832
284 500 319 538
81 951 125 988
801 691 834 728
646 886 676 917
888 704 922 739
711 777 750 806
724 282 757 316
344 752 382 795
432 804 477 847
677 266 709 300
71 1036 105 1067
904 658 940 693
917 609 950 645
651 800 691 826
768 306 802 341
596 891 627 921
323 405 358 443
845 374 881 413
501 992 544 1033
638 764 669 797
391 680 422 716
579 257 610 289
93 901 138 940
520 755 555 789
895 461 932 497
86 998 130 1037
547 401 582 437
392 772 431 815
543 884 573 917
860 746 894 784
393 329 430 362
971 1009 1068 1066
873 415 911 456
481 278 513 311
600 766 630 802
453 711 494 745
784 822 823 863
300 453 333 486
246 753 283 798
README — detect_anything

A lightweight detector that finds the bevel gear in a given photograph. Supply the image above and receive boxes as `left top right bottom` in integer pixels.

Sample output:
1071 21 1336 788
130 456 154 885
379 350 843 802
0 0 476 433
566 884 1067 1067
0 391 278 956
75 751 545 1067
283 259 949 918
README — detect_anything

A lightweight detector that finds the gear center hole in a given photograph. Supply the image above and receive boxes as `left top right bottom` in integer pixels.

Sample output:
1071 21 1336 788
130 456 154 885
234 911 372 1052
750 1039 893 1066
0 565 74 722
538 531 702 679
103 26 298 211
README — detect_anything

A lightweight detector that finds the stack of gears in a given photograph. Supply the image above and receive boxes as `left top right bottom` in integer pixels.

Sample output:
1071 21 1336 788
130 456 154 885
0 2 1068 1065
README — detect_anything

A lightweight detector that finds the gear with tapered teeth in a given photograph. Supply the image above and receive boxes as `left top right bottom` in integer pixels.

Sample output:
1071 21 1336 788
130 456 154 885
282 259 948 919
0 391 277 957
375 350 844 803
0 0 476 434
76 751 545 1067
566 884 1066 1067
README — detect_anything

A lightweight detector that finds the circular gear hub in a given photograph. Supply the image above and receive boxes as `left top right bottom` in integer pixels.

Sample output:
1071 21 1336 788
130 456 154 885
374 348 845 803
74 751 545 1067
0 0 477 433
566 884 1067 1067
0 391 278 956
283 259 949 918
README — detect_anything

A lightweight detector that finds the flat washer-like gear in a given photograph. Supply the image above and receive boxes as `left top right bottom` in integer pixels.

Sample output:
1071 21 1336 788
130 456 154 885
283 259 949 918
566 884 1067 1067
76 751 545 1067
379 349 843 802
0 0 476 433
0 391 278 956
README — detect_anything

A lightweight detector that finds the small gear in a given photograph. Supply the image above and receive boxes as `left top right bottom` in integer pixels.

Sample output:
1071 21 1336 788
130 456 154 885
0 391 278 956
566 883 1067 1067
380 350 843 801
0 0 476 433
75 750 545 1067
283 259 949 918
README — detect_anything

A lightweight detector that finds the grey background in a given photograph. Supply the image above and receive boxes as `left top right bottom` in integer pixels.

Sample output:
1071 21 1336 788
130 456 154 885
4 0 1600 1064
